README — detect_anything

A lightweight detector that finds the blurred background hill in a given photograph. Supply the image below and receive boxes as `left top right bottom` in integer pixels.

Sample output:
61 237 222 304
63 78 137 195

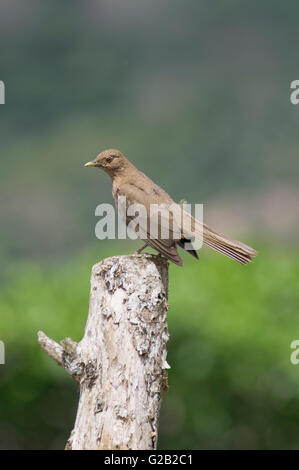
1 0 299 449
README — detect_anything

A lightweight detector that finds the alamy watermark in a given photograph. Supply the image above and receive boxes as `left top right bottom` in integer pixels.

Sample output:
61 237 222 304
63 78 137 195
0 80 5 104
290 340 299 365
0 341 5 364
94 196 204 250
290 80 299 105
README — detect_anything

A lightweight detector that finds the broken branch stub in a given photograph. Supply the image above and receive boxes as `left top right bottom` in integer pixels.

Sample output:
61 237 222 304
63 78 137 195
38 253 170 450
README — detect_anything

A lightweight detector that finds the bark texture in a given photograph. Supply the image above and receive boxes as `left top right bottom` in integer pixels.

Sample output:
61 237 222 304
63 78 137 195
38 254 170 450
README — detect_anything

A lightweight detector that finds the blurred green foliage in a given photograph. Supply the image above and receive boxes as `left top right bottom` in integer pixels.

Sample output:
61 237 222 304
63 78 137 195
1 243 299 449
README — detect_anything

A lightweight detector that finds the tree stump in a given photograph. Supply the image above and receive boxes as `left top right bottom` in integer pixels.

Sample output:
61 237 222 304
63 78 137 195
38 254 170 450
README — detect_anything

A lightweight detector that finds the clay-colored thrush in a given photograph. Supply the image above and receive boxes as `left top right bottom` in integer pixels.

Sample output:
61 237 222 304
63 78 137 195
85 149 257 266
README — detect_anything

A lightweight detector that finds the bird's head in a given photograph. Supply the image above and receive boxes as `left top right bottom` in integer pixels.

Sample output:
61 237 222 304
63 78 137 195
84 149 127 176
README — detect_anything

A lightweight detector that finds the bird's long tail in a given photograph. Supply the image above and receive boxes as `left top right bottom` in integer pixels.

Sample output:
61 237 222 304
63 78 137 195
178 207 257 265
202 224 257 265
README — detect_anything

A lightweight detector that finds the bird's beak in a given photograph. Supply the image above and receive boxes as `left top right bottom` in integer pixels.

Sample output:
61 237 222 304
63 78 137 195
84 160 97 167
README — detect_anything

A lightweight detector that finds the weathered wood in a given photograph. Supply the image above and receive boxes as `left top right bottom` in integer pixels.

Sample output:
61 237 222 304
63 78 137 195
38 254 170 450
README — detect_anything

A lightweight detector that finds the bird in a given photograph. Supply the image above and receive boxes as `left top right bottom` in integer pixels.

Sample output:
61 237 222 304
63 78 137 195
85 149 257 266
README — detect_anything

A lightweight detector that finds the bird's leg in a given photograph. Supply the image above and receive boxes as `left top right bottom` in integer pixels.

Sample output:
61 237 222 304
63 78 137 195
136 242 148 254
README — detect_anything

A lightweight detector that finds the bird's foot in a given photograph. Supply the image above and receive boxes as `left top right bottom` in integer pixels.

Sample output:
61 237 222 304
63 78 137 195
136 243 148 254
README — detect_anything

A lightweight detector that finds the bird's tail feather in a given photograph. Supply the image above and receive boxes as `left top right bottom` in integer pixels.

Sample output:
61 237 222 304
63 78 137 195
179 207 257 265
202 224 257 265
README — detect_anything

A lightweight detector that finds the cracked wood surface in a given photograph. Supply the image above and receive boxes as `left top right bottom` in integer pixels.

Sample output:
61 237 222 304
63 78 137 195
38 254 170 450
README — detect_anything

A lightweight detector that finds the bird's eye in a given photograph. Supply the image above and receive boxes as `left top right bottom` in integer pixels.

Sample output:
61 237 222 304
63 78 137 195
106 156 112 163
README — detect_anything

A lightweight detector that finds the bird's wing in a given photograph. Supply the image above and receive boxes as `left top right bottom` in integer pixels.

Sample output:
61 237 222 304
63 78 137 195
115 184 181 239
145 237 184 266
115 183 184 266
